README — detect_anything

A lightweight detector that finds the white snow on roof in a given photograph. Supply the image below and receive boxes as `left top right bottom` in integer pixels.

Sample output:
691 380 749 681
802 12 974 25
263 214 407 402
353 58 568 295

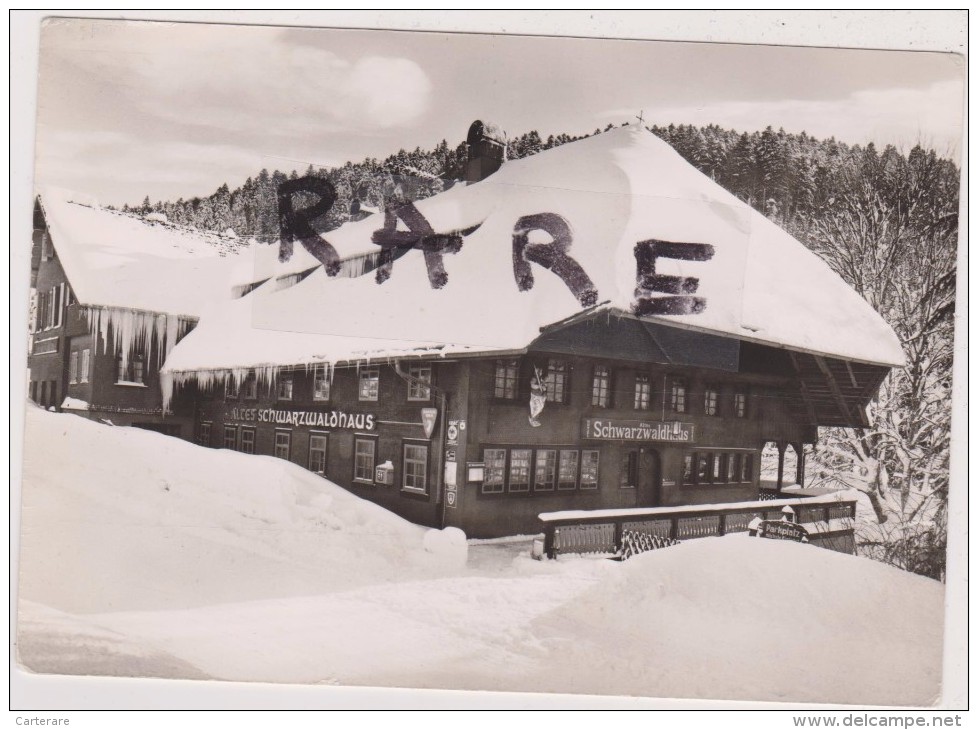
164 126 905 376
38 187 244 318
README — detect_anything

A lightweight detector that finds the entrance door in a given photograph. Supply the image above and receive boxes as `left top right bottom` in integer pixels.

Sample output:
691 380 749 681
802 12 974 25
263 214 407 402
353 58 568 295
636 449 661 507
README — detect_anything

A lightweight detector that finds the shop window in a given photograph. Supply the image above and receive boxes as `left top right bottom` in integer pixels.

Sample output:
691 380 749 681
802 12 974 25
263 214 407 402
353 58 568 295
543 360 568 404
483 449 506 494
695 453 711 483
273 430 291 460
558 450 579 490
591 366 610 407
69 351 78 384
704 387 719 416
728 453 740 482
403 443 428 493
277 374 294 401
533 449 556 491
407 364 432 401
359 368 380 402
670 378 687 413
712 453 724 482
493 360 519 400
741 453 753 482
313 368 330 401
309 433 328 475
580 450 599 489
682 454 695 485
242 372 258 399
354 438 376 483
197 422 211 447
240 428 256 455
224 426 237 450
734 391 748 418
80 349 90 384
508 449 531 492
621 451 638 489
716 453 729 483
634 374 651 410
117 355 145 385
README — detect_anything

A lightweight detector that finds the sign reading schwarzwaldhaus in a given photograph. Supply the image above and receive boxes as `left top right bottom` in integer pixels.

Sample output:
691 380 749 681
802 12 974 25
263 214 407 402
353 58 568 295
582 419 695 443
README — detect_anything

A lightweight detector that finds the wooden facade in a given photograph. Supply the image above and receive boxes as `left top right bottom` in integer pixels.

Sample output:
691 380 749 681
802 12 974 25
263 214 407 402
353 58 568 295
27 198 196 435
190 312 888 538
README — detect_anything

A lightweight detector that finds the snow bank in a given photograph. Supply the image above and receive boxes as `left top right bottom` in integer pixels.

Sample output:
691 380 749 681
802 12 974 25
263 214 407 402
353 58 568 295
530 537 944 705
17 408 440 613
16 408 943 704
164 125 904 380
423 527 469 570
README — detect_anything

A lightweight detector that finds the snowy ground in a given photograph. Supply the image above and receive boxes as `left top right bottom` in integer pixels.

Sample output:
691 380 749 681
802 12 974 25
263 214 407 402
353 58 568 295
14 408 945 706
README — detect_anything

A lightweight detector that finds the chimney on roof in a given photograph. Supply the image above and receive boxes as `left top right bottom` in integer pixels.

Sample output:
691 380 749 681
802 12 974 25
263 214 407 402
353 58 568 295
465 120 507 183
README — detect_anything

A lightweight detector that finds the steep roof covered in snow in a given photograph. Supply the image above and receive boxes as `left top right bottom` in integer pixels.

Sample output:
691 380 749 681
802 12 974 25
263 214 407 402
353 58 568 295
37 188 245 318
162 125 904 379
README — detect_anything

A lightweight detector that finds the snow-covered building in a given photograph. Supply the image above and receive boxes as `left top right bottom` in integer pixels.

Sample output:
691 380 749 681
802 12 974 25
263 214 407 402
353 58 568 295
157 125 904 538
27 189 243 435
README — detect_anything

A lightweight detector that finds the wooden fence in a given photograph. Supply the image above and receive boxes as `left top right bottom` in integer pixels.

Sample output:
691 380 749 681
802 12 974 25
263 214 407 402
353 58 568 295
539 495 857 559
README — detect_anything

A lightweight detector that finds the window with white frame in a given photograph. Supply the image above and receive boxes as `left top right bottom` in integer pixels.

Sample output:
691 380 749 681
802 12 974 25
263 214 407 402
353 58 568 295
224 426 237 450
309 433 328 475
313 367 330 401
580 450 599 489
242 372 258 399
734 391 748 418
240 428 256 455
198 422 211 447
116 355 145 384
508 449 531 493
274 430 291 460
69 351 79 384
359 368 379 402
591 366 610 407
407 363 432 401
704 386 719 416
533 449 556 491
493 360 518 400
634 374 651 410
277 374 294 401
543 359 568 404
354 438 376 482
80 349 90 383
483 449 506 493
670 378 687 413
402 443 428 492
558 449 579 490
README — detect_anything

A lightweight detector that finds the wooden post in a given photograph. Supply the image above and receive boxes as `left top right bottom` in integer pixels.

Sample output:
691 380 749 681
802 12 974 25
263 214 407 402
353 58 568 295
718 513 726 536
545 526 557 559
613 520 624 555
776 442 786 492
795 443 806 487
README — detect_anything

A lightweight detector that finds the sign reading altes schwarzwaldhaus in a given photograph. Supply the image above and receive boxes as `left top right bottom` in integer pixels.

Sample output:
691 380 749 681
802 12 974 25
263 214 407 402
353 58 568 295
228 407 376 430
582 419 695 442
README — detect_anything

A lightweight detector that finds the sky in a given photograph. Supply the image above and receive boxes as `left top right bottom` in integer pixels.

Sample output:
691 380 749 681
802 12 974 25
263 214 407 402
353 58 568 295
33 16 966 208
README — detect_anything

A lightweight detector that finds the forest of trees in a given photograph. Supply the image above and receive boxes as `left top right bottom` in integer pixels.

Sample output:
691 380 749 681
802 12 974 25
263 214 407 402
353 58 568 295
124 121 959 581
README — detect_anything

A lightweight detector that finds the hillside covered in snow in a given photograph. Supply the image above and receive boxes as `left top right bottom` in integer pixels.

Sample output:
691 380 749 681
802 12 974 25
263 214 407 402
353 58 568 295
15 408 944 706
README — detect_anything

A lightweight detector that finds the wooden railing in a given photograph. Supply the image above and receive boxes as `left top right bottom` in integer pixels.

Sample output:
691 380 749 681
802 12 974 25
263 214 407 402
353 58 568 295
539 495 857 559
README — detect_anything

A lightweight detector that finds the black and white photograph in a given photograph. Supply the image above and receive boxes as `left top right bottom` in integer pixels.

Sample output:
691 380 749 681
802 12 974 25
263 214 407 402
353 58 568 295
10 10 967 713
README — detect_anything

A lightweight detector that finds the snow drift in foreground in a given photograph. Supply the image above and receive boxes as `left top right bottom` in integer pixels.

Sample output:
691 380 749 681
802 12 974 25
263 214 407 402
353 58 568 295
16 409 943 706
17 406 442 614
